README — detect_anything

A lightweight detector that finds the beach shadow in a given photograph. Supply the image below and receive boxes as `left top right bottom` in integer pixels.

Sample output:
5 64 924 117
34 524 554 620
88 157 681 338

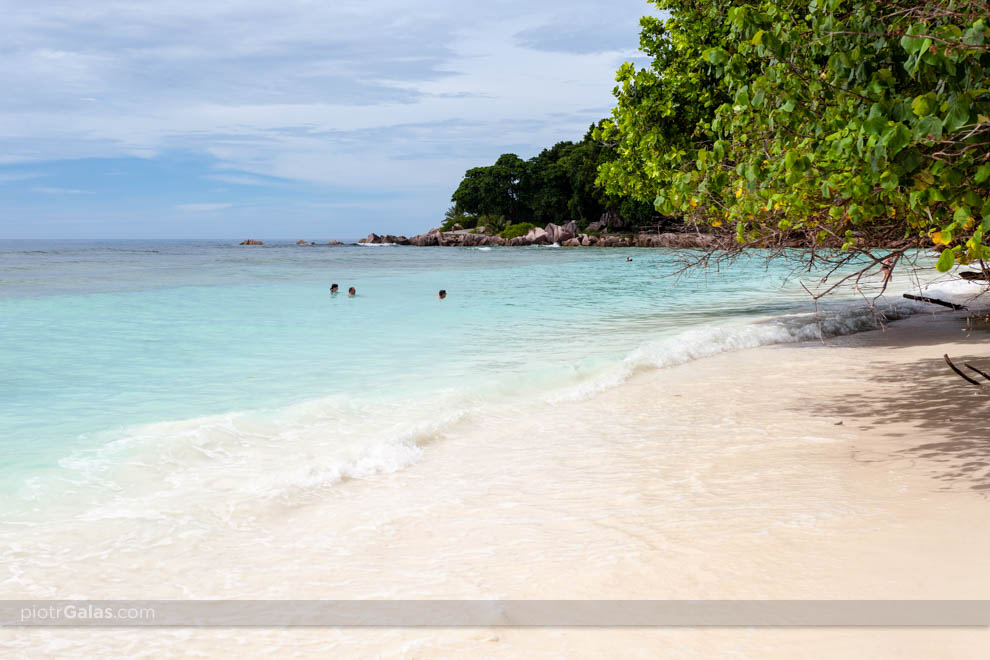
812 353 990 492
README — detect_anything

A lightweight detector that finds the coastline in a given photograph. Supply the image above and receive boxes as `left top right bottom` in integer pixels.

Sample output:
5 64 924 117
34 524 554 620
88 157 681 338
4 308 990 657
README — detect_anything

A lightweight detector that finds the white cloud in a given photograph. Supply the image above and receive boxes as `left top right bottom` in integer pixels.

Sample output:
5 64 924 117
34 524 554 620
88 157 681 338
32 186 92 194
204 173 277 186
0 0 657 236
175 202 232 212
0 171 43 183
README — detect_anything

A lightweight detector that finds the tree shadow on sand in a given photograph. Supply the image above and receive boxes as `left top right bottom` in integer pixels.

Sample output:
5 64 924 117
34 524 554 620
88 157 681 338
811 353 990 492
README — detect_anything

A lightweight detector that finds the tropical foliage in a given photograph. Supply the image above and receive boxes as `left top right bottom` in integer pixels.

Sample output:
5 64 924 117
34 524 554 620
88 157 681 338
597 0 990 273
450 127 655 230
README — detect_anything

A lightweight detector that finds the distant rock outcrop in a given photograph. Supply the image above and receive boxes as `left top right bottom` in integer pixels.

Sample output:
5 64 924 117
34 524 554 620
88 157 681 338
239 239 264 245
296 239 308 245
372 226 715 249
328 240 344 245
358 233 410 245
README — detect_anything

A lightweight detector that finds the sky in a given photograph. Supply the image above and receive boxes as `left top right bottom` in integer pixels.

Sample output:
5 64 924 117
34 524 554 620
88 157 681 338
0 0 657 239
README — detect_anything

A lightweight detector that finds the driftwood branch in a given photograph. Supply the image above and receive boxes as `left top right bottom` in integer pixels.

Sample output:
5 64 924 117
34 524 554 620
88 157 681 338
959 271 990 281
966 363 990 382
944 354 983 386
903 293 968 311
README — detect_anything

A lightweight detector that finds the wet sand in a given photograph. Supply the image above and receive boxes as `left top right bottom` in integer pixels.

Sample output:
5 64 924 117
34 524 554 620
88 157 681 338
4 310 990 658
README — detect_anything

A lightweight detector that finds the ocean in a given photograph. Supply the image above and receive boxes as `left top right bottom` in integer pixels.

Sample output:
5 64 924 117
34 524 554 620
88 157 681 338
9 238 990 660
0 239 933 519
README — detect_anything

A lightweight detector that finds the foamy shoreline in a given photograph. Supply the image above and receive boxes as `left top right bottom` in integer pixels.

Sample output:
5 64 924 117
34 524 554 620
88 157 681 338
4 307 990 658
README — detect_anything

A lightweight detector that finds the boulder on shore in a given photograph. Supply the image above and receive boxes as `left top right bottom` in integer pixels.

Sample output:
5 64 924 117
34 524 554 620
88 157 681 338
545 222 576 244
600 209 625 231
562 237 581 247
239 239 264 245
524 227 550 245
634 232 715 248
409 233 439 246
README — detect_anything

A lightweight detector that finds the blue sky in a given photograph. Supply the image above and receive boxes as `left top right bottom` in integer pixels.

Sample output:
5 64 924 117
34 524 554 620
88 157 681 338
0 0 656 239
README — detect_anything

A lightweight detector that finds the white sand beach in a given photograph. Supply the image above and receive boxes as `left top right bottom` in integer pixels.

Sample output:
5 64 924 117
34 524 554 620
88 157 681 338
4 309 990 658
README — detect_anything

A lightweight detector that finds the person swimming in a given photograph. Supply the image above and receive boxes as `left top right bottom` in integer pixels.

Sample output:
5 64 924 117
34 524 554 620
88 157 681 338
438 289 446 300
626 257 633 262
330 283 339 294
348 287 356 296
881 256 894 284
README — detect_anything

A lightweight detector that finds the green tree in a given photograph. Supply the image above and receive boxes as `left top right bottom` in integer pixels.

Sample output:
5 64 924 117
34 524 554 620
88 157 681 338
451 153 530 223
599 0 990 276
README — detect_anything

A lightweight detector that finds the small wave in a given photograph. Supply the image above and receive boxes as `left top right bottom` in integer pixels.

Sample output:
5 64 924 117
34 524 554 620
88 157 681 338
17 392 481 527
545 300 925 403
357 243 398 247
473 247 493 251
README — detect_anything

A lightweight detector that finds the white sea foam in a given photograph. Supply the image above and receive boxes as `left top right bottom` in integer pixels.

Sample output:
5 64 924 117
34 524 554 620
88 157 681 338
20 392 481 528
544 299 933 404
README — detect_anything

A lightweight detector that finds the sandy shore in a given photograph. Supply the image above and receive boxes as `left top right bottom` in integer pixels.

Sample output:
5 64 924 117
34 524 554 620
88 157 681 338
4 308 990 658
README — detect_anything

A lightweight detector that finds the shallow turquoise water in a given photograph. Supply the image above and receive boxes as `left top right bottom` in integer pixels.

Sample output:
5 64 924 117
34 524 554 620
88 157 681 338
0 239 907 500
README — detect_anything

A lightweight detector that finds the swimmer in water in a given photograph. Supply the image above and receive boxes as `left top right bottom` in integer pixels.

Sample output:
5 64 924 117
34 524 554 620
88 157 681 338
330 283 339 294
348 287 356 296
438 289 446 300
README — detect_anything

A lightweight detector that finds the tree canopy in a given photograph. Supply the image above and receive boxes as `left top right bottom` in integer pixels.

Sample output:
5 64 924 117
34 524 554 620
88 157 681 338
450 127 655 232
597 0 990 274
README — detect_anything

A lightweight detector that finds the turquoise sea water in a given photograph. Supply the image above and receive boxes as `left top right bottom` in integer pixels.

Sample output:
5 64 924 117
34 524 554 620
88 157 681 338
0 239 924 508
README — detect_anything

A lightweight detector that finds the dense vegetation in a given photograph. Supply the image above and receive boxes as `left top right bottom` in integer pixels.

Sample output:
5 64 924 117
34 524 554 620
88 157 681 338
448 127 655 235
596 0 989 274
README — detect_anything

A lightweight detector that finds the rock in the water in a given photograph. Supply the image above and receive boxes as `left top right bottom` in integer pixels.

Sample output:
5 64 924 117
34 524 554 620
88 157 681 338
296 239 308 245
327 240 344 245
562 237 581 247
358 233 380 244
239 239 264 245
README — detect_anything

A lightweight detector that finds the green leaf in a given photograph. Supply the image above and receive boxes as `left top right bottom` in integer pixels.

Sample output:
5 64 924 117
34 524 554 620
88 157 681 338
954 207 971 224
943 98 971 133
936 249 956 273
911 93 935 117
879 171 899 190
975 164 990 184
880 124 912 156
704 48 729 65
914 116 942 140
